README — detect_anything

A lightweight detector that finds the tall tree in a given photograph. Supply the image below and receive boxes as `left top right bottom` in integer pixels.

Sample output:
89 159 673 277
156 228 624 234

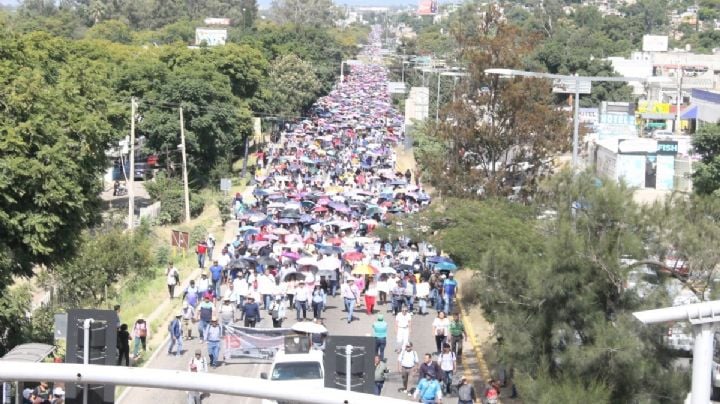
691 123 720 195
0 30 121 353
427 5 569 198
269 0 339 27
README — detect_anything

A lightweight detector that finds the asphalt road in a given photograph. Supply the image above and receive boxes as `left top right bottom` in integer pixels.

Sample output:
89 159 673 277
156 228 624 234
118 292 469 403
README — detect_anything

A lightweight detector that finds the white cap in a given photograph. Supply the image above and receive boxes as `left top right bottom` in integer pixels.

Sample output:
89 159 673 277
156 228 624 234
53 387 65 396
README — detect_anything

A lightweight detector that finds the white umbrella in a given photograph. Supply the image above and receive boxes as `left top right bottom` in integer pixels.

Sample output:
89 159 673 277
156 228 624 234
380 266 396 274
291 321 327 334
297 257 319 267
317 257 341 270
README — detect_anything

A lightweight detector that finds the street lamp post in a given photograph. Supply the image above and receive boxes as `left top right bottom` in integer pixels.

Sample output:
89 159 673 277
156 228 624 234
484 68 646 170
435 71 469 123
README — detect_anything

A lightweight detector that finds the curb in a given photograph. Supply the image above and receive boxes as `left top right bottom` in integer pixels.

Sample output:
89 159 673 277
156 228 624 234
457 288 499 403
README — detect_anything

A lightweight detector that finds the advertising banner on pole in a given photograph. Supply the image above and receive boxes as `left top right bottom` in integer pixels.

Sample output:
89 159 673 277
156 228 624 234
223 325 295 361
417 0 438 15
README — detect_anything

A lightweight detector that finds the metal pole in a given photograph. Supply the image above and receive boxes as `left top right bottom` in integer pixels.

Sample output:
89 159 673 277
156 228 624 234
340 62 344 83
0 362 412 404
401 62 405 83
572 76 580 170
690 323 714 404
179 107 191 223
83 318 94 404
128 97 135 230
436 73 441 123
345 345 352 392
676 66 682 135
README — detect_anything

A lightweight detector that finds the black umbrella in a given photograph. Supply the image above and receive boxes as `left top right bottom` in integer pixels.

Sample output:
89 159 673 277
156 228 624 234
227 259 250 269
257 256 280 267
396 264 415 273
283 272 306 282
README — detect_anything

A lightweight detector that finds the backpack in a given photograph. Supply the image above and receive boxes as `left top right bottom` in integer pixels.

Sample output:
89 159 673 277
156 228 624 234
136 321 147 337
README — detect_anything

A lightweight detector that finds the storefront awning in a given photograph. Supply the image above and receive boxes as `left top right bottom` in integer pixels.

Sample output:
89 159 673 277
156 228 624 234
681 105 698 120
0 343 54 362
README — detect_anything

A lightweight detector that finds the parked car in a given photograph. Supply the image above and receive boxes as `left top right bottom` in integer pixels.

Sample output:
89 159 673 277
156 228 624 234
260 350 324 404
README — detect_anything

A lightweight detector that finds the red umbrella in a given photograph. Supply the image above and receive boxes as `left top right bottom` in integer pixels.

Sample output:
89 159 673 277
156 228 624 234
313 206 329 213
343 251 365 262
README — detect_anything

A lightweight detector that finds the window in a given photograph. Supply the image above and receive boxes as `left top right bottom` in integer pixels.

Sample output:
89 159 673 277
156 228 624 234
271 362 323 381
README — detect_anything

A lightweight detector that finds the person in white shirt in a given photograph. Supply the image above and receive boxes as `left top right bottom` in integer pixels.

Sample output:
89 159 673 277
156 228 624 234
166 262 180 299
438 342 456 394
416 280 430 315
395 306 412 352
396 342 418 394
432 311 450 353
294 281 309 321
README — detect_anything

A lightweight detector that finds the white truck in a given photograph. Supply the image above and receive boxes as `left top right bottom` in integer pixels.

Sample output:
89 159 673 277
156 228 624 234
260 350 325 404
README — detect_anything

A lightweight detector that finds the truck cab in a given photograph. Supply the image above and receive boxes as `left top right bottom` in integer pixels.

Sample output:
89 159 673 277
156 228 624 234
260 350 324 404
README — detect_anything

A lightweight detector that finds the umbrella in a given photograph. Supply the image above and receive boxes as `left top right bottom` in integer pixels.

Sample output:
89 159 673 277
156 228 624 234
291 321 327 334
278 218 298 224
318 256 342 270
241 228 259 235
272 228 290 235
427 256 453 263
228 259 251 269
297 257 319 267
249 241 270 249
396 264 414 273
238 225 257 232
351 263 379 275
435 261 458 271
282 251 301 260
313 206 329 213
379 266 396 274
263 234 280 241
343 251 365 262
257 256 280 267
283 271 306 282
318 245 343 256
256 218 275 227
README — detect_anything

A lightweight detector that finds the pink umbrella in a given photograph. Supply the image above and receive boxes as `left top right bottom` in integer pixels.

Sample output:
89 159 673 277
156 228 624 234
282 251 301 260
249 241 269 249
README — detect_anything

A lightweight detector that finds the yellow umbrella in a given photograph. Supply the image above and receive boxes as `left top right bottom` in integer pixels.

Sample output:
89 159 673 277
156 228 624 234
351 263 379 276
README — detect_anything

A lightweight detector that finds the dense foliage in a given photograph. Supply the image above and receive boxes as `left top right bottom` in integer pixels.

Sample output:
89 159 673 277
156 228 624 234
381 171 694 402
0 2 367 355
691 124 720 195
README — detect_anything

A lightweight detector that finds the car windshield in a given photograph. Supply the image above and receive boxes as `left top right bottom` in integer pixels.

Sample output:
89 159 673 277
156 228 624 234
271 362 323 381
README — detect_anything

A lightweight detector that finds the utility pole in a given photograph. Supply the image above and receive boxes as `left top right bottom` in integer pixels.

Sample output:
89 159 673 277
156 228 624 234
676 65 683 135
128 97 136 230
179 106 191 223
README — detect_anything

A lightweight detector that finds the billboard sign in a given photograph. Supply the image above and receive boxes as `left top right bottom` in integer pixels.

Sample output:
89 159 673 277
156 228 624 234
204 18 231 26
195 28 227 46
578 108 599 124
552 78 591 94
418 0 438 15
642 35 669 52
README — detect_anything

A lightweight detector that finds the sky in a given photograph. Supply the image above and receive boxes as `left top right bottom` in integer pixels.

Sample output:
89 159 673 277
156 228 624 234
0 0 424 8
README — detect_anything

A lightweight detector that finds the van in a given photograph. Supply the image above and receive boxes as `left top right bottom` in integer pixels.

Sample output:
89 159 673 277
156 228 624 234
260 350 324 404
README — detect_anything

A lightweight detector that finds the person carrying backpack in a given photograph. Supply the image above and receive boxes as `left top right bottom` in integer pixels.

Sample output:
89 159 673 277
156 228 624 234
456 376 477 404
167 313 183 356
414 372 443 404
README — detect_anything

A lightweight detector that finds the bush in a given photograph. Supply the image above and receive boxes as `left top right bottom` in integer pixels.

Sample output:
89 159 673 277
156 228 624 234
217 196 232 226
145 172 204 224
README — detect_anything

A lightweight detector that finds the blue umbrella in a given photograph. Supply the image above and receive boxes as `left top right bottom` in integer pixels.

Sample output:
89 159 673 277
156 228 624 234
256 218 275 227
427 256 453 263
435 261 458 271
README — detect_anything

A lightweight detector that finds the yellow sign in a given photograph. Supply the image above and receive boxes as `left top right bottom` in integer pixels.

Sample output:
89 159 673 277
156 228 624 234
638 101 671 114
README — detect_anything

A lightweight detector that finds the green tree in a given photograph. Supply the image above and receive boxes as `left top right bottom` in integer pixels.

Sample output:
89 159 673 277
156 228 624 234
50 226 154 307
269 0 340 27
84 19 133 43
0 30 121 353
428 6 569 198
691 123 720 195
261 53 321 118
